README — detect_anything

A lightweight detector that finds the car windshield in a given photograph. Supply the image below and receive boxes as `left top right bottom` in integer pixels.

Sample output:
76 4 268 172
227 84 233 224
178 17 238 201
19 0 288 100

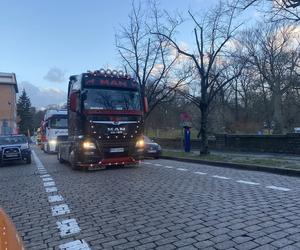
84 89 141 111
0 136 27 145
49 117 68 129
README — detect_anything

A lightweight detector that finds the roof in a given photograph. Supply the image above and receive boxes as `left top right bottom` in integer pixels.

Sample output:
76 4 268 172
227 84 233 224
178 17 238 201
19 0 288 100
44 109 68 120
0 72 18 93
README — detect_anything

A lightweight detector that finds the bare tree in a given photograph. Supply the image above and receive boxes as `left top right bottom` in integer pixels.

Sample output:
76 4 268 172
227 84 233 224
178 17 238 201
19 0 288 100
240 0 300 22
240 23 300 133
152 1 245 154
116 1 191 118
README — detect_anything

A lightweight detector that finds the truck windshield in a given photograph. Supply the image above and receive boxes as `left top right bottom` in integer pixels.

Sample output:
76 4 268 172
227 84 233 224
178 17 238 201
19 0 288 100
49 117 68 129
84 89 141 111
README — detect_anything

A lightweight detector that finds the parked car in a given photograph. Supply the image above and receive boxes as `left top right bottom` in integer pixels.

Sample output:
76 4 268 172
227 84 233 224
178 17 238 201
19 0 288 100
0 134 31 166
143 136 162 159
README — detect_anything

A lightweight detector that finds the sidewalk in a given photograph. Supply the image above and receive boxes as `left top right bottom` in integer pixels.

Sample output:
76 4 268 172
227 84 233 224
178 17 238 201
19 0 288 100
162 149 300 176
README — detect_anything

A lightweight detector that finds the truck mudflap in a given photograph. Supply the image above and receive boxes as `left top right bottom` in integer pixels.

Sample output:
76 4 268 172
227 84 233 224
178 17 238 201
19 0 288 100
0 208 24 250
78 156 140 170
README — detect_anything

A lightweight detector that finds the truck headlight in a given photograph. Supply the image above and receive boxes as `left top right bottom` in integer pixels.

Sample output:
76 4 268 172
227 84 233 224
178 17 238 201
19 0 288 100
49 139 57 145
83 141 96 150
135 138 145 148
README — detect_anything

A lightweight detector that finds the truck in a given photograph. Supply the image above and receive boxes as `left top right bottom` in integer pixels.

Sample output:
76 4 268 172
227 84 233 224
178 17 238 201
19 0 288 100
57 69 148 170
42 109 68 153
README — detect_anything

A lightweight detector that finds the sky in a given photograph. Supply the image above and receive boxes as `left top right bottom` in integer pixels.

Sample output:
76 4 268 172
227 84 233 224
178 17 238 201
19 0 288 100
0 0 255 107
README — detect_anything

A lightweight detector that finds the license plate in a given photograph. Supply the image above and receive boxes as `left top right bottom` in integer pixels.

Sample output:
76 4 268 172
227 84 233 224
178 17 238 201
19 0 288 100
6 153 18 157
147 150 157 153
110 148 124 153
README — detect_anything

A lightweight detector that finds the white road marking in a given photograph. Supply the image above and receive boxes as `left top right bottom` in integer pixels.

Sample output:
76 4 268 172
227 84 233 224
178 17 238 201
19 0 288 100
237 180 260 185
38 170 47 173
57 219 81 237
58 240 90 250
212 175 230 180
32 150 90 249
48 195 64 203
194 171 207 175
43 177 53 182
51 204 70 216
154 163 163 167
266 185 291 191
44 181 56 187
46 187 58 193
41 174 51 178
176 168 188 171
164 166 174 169
143 162 151 165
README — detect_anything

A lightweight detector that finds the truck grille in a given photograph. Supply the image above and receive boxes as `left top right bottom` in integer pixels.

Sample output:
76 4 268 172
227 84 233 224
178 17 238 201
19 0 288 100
99 139 135 148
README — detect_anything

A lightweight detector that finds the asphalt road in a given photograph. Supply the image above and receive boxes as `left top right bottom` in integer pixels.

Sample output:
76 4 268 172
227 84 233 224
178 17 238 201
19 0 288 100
1 147 300 250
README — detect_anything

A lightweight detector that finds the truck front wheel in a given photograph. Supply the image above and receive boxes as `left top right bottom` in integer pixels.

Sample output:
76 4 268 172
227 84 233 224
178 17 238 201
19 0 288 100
57 149 66 164
69 150 80 170
44 143 50 154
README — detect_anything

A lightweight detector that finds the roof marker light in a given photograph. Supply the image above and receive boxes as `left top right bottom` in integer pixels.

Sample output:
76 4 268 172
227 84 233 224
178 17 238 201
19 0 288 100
112 70 118 76
106 69 112 75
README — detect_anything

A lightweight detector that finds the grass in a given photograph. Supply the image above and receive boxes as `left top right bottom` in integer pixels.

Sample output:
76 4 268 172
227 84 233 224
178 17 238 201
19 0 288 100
162 149 298 169
145 128 199 139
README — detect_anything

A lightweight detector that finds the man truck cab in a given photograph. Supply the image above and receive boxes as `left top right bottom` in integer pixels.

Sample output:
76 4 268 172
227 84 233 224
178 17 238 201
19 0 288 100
58 69 148 170
42 109 68 153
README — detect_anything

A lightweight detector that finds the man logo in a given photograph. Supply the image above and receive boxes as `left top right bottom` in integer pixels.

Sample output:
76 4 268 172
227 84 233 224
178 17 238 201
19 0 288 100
107 127 126 134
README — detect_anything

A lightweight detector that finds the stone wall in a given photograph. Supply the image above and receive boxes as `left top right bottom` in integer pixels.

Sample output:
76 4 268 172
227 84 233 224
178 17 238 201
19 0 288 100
215 134 300 154
153 134 300 154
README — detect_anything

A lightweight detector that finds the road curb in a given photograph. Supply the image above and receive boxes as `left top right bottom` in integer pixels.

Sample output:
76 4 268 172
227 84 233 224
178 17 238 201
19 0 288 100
161 156 300 177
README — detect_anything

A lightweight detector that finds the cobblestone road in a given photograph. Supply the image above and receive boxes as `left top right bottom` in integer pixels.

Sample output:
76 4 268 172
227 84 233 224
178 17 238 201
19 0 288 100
1 147 300 249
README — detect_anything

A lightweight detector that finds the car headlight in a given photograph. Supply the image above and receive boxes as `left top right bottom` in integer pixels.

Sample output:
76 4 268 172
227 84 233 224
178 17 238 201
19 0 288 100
83 141 96 150
49 139 57 145
21 143 29 150
135 138 145 148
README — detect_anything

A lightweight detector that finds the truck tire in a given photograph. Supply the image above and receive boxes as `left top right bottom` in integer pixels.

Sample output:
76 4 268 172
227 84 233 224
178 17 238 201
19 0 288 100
70 150 80 170
45 143 50 154
57 149 65 164
26 154 32 164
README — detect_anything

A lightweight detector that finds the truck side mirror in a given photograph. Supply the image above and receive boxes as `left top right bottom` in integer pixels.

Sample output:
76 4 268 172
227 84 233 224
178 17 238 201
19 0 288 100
70 92 78 112
143 97 149 113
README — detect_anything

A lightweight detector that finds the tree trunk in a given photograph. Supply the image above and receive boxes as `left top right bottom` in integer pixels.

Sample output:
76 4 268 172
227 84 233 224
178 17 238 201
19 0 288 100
200 104 209 155
272 87 283 134
235 80 239 122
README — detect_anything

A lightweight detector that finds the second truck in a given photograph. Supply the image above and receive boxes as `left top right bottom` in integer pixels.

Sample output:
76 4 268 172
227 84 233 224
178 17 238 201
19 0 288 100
58 69 147 170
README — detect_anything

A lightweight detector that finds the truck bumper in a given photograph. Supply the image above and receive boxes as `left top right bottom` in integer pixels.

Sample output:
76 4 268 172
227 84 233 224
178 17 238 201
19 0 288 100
76 151 143 170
